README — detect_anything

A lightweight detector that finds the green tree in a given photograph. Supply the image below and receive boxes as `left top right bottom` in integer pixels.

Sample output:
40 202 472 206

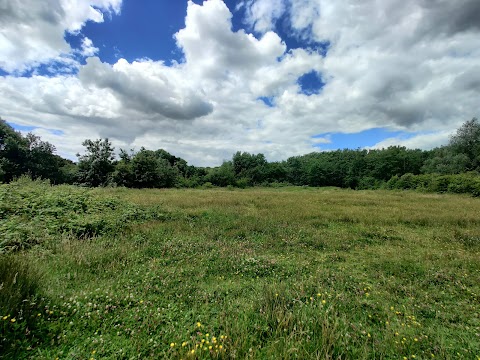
0 119 28 182
77 138 115 187
449 117 480 170
205 161 236 187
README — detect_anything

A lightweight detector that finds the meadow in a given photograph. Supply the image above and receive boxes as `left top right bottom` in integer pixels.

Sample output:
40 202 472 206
1 180 479 359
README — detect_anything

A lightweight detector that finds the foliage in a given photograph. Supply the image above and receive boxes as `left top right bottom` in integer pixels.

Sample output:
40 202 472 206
449 117 480 170
1 116 480 190
0 177 165 253
76 138 115 187
386 172 480 196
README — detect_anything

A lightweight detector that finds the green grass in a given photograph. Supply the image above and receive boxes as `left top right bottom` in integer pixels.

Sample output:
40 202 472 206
1 183 480 359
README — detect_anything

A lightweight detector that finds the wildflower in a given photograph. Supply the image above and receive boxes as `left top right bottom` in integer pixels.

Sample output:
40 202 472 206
92 350 96 354
196 322 202 328
390 306 394 311
2 316 8 320
275 293 278 297
209 346 212 350
206 333 209 337
322 300 326 304
191 350 195 354
219 345 223 349
170 342 175 348
10 318 16 323
182 341 188 347
367 333 371 338
317 293 321 297
414 338 418 342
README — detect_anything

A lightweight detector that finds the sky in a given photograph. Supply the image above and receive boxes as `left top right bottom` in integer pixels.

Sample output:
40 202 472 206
0 0 479 166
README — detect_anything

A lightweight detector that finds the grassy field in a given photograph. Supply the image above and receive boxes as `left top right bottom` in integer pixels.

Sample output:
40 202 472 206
1 183 480 359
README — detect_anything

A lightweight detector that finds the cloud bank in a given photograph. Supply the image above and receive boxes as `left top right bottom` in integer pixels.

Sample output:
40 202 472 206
0 0 479 165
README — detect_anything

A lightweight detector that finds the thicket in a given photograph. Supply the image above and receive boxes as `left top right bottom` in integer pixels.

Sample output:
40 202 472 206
0 177 164 253
1 117 479 195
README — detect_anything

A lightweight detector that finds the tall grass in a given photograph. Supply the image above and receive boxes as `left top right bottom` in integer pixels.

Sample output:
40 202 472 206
1 185 479 359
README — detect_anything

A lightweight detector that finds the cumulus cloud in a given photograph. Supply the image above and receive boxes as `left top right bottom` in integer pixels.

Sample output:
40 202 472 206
242 0 480 134
78 57 214 120
0 0 121 72
1 0 479 166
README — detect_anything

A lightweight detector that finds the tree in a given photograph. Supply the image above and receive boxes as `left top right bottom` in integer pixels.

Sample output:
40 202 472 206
449 117 480 170
421 147 470 174
25 133 61 181
0 118 28 182
77 138 115 187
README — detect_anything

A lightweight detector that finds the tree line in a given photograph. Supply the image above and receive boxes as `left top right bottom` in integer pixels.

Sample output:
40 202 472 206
1 117 479 192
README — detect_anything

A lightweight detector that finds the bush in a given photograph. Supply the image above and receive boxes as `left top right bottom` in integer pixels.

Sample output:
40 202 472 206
0 177 165 253
385 173 480 196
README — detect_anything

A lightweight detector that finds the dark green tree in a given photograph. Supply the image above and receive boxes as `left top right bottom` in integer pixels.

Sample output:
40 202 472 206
449 117 480 170
77 138 115 187
0 119 29 182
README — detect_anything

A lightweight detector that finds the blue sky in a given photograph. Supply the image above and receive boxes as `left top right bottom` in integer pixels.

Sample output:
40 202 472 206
1 0 479 165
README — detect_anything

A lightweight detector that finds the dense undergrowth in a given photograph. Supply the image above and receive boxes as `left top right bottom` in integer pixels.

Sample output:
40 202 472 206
384 172 480 196
1 182 479 359
0 177 165 253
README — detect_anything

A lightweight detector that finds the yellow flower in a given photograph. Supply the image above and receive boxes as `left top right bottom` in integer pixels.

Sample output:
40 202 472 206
414 338 418 342
91 350 96 354
2 316 8 320
170 342 175 347
10 318 16 323
322 300 326 304
206 333 209 337
182 341 187 347
367 333 371 338
196 322 202 328
390 306 394 310
190 350 195 354
209 346 212 350
219 345 223 349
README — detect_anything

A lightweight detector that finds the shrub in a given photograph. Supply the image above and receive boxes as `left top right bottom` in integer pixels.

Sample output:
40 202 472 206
0 177 164 253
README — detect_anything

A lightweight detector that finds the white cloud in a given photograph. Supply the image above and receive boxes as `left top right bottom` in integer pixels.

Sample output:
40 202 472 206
1 0 480 166
243 0 287 33
0 0 121 73
80 37 99 57
370 131 453 151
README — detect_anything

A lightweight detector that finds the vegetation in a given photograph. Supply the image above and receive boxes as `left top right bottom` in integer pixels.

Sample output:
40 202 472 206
1 181 480 359
1 117 479 195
